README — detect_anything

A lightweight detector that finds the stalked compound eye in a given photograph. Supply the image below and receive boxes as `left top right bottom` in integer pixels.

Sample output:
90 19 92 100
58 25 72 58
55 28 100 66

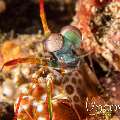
60 25 82 48
44 33 64 52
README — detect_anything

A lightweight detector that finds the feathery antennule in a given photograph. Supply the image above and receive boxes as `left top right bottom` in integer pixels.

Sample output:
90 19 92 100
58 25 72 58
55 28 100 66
46 78 53 120
40 0 51 36
44 81 53 120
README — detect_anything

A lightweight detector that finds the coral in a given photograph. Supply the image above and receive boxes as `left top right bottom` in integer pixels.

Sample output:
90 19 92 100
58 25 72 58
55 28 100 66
72 0 120 71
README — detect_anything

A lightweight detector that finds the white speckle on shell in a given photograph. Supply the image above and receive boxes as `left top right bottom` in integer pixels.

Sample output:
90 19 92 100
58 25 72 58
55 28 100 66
46 73 54 81
41 94 47 101
33 100 38 106
22 96 29 99
32 72 38 78
45 33 63 52
21 87 29 94
18 104 29 113
38 117 46 120
37 104 43 112
22 104 29 110
18 84 29 94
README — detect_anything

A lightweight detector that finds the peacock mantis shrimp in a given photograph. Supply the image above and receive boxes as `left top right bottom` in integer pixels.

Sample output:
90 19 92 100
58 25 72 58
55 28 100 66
0 0 102 120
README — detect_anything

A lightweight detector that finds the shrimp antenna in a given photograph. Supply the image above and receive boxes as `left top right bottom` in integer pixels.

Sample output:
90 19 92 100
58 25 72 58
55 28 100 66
40 0 51 36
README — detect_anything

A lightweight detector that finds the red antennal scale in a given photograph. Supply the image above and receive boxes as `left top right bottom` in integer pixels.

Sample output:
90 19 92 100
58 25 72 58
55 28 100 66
40 0 51 36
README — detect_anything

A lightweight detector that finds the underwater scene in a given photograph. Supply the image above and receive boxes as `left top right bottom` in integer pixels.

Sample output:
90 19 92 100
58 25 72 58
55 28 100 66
0 0 120 120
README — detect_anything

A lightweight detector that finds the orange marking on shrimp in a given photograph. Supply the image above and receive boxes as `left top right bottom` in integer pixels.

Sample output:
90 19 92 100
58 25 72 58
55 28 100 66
13 94 23 120
24 109 34 120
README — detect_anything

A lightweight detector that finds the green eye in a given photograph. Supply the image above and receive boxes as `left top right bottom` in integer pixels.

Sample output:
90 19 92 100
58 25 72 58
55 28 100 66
44 33 63 52
60 25 82 48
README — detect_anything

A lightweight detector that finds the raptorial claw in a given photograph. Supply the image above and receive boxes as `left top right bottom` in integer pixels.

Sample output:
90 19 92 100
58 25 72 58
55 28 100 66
1 56 48 71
